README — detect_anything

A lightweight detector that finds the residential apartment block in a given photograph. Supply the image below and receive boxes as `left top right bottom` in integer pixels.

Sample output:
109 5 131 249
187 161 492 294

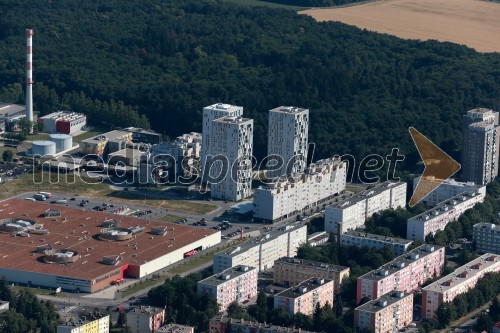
356 245 445 304
407 191 485 241
340 230 413 256
209 116 253 201
157 324 194 333
209 316 317 333
274 278 334 316
127 306 165 333
201 103 243 178
267 106 309 178
325 181 407 234
473 223 500 254
273 257 349 294
57 314 109 333
213 224 307 273
253 157 347 223
197 265 258 312
413 176 486 207
422 253 500 319
462 108 499 186
354 292 413 333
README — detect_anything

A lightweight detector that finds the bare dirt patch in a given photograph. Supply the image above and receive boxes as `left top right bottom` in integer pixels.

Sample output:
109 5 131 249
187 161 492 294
300 0 500 53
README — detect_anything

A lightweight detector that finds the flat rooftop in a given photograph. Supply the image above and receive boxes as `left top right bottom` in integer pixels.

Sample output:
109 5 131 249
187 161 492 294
215 224 306 259
423 253 499 293
0 198 218 280
198 265 256 286
81 130 131 144
275 278 332 299
57 313 109 329
275 257 349 273
213 116 252 124
359 244 444 281
204 103 242 112
328 181 405 210
0 103 25 118
409 191 482 223
269 106 308 114
158 323 194 333
474 222 500 232
341 230 413 246
355 291 412 313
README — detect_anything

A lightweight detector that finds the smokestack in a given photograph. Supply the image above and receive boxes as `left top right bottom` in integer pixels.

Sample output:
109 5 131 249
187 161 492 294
26 29 33 133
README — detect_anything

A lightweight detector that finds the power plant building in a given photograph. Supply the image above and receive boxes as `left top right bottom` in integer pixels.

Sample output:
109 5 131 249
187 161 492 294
39 111 87 134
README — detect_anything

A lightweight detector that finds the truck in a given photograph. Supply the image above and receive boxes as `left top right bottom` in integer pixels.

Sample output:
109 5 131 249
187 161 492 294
38 192 52 198
33 194 46 201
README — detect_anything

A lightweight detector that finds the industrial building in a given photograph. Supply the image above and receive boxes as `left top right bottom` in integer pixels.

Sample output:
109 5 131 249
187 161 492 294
325 181 407 234
57 313 109 333
213 224 307 273
412 176 485 207
274 278 334 316
354 292 413 333
201 103 243 178
39 111 87 134
267 106 309 178
253 157 347 223
209 116 253 201
407 190 485 241
273 257 349 294
79 130 132 156
356 245 445 304
197 265 258 311
461 108 499 186
421 253 500 319
127 306 165 333
339 230 413 256
473 223 500 254
210 316 318 333
0 103 27 132
125 127 162 145
307 231 330 247
0 198 220 293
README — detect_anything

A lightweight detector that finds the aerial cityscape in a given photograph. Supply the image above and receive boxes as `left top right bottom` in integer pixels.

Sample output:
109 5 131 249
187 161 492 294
0 1 498 333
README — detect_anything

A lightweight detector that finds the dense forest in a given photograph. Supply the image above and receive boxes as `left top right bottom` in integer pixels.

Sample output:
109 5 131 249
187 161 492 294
0 0 499 170
262 0 365 7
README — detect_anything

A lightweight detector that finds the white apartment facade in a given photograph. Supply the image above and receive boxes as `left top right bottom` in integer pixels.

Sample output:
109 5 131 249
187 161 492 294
267 106 309 178
413 176 486 207
422 253 500 319
325 181 407 234
127 306 165 333
340 230 413 256
473 223 500 254
253 157 347 223
213 224 307 273
201 103 243 178
209 116 253 201
197 265 258 311
407 190 485 241
274 278 334 316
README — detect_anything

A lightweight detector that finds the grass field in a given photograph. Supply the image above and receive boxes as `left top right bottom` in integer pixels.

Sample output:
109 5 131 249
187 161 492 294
0 173 218 214
300 0 500 53
13 285 66 297
26 133 50 141
157 215 183 223
72 130 104 143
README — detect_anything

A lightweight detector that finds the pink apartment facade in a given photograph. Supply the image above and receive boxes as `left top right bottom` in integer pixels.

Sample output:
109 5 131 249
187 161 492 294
355 291 413 333
197 265 258 312
422 253 500 319
274 278 334 316
357 245 445 304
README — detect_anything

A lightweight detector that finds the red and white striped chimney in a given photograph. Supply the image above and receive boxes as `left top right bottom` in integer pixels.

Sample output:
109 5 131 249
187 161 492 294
26 29 34 132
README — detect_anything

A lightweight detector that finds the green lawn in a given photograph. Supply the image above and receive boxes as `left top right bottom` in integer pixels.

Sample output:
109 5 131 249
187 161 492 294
157 215 183 223
13 286 66 297
121 278 162 298
26 133 50 141
72 130 104 143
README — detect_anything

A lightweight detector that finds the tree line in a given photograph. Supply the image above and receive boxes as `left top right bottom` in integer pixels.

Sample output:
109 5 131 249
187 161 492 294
0 0 499 170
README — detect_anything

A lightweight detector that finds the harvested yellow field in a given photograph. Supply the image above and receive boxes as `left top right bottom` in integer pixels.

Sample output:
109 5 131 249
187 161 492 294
300 0 500 53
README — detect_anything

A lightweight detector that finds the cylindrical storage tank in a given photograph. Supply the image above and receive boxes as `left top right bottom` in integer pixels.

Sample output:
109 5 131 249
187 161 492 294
32 140 56 156
49 134 73 152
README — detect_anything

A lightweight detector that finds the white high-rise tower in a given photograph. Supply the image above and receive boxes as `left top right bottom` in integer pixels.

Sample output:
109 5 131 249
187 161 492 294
209 116 253 201
201 103 243 178
267 106 309 178
26 29 34 133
